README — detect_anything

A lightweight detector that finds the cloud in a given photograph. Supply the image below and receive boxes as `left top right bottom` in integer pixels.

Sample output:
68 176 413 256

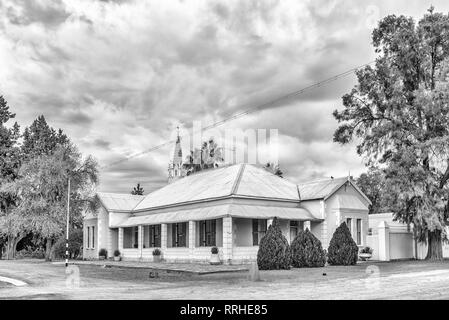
1 0 449 193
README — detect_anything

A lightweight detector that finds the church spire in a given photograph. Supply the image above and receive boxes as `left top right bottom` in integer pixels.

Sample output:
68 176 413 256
168 125 183 183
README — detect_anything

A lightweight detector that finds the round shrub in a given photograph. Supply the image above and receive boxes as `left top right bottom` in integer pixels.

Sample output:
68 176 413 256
52 229 83 259
257 217 291 270
290 229 326 268
152 248 161 256
211 246 218 254
114 250 121 257
99 248 108 258
327 222 359 265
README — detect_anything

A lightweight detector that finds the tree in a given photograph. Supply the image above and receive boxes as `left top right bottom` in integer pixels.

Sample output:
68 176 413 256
22 115 68 159
327 222 359 266
356 167 396 215
1 144 98 261
131 183 144 195
182 138 224 175
333 7 449 260
264 162 283 178
290 229 326 268
0 96 22 259
256 217 291 270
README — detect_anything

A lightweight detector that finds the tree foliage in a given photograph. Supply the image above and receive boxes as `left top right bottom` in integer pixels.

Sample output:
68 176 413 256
333 7 449 259
182 138 224 175
264 162 283 178
327 222 359 266
290 229 326 268
356 167 396 215
131 183 144 195
257 217 291 270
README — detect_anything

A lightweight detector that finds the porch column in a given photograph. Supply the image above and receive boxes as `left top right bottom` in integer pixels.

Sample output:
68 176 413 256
138 225 143 259
267 219 273 228
222 217 233 265
378 221 390 261
118 227 124 252
161 223 168 251
189 221 196 262
304 221 311 231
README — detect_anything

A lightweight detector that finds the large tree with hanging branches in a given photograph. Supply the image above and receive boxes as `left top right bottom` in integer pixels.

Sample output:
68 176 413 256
333 7 449 260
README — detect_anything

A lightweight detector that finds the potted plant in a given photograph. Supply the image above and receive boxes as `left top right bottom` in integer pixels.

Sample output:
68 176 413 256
210 246 221 265
113 249 121 261
152 248 162 262
359 246 373 261
99 248 108 260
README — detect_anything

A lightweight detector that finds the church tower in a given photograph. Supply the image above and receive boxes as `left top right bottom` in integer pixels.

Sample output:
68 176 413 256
168 127 183 183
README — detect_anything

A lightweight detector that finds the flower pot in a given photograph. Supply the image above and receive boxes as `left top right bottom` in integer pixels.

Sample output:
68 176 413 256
99 256 106 260
359 253 372 261
113 256 121 262
210 253 221 265
153 255 161 263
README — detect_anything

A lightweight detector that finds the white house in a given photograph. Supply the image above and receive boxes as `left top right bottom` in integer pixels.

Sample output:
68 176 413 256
83 162 371 264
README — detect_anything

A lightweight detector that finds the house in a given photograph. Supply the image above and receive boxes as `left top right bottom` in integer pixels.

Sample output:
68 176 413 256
83 162 371 264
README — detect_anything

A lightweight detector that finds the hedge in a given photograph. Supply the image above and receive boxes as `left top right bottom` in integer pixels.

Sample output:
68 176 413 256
327 222 359 265
290 229 326 268
257 217 291 270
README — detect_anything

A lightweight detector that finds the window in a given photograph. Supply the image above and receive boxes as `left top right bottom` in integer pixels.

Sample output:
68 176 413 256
356 219 362 245
133 227 139 248
91 226 95 249
252 219 267 246
199 220 216 247
87 226 90 249
147 225 161 248
290 221 299 243
172 223 187 247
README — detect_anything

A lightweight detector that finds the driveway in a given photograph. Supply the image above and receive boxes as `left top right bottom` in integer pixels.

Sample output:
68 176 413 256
0 259 448 299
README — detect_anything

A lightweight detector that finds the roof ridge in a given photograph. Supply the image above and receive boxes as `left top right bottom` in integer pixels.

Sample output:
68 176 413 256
230 163 246 195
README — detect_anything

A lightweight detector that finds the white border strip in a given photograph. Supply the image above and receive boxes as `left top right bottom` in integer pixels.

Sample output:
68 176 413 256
0 276 27 287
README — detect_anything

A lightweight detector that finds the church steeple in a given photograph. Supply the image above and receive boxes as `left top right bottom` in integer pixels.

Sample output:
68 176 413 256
168 126 183 183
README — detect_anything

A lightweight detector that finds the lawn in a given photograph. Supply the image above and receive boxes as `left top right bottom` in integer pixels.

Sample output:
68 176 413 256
0 259 449 299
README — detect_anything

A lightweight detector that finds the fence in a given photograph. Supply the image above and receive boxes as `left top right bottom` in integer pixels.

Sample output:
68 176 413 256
367 218 449 261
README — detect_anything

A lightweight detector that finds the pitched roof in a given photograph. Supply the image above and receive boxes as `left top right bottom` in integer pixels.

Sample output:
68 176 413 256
96 192 145 212
297 177 348 200
297 177 371 204
133 163 300 211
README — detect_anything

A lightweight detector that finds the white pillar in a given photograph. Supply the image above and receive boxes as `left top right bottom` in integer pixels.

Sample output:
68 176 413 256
189 221 196 262
304 221 311 231
138 225 143 259
222 217 233 265
378 221 390 261
161 224 167 250
267 219 273 227
118 227 124 252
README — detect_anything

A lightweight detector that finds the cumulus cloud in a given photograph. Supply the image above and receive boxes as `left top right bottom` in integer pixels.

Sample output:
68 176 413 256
1 0 448 192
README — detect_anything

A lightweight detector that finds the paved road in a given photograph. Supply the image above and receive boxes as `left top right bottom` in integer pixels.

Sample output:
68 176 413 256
0 259 448 299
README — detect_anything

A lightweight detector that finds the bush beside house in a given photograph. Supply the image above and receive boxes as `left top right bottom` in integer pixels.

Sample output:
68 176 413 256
257 217 291 270
327 222 359 265
52 229 84 260
290 229 326 268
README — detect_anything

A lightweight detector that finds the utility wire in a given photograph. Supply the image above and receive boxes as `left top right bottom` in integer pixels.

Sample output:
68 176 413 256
102 60 376 169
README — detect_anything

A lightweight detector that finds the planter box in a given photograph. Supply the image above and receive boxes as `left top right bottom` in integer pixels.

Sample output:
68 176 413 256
113 256 121 262
359 253 372 261
99 256 106 260
153 255 162 263
209 253 221 265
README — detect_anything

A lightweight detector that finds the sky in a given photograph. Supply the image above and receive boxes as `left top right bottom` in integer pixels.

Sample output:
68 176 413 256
1 0 448 194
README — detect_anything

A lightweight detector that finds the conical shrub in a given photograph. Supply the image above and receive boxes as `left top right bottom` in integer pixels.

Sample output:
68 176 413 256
327 222 359 265
290 229 326 268
257 217 291 270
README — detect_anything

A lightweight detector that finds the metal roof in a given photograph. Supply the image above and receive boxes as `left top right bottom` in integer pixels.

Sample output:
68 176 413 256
96 192 145 212
115 204 317 227
134 163 300 211
297 177 348 200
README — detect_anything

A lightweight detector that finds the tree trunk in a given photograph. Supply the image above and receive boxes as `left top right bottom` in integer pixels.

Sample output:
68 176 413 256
45 238 53 261
4 235 23 260
426 229 443 260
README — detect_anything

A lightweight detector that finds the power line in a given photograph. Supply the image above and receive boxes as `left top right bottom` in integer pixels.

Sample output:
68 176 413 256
102 60 376 169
